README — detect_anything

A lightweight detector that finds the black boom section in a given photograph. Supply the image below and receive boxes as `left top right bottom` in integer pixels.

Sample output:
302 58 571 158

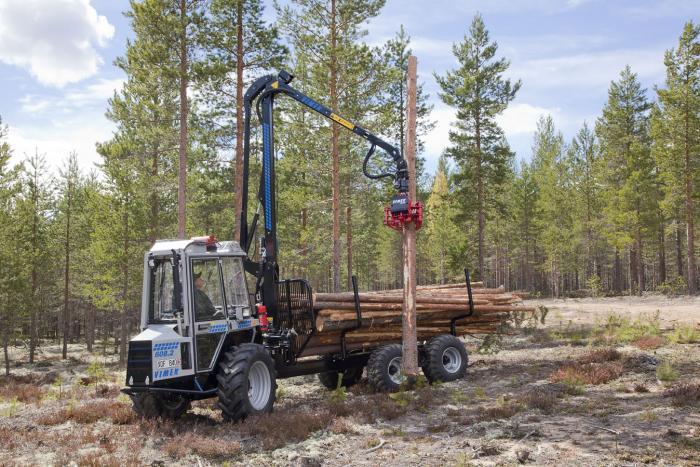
275 279 315 357
126 340 152 386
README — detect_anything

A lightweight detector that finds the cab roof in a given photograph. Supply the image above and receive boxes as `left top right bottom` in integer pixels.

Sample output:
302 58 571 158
148 238 246 257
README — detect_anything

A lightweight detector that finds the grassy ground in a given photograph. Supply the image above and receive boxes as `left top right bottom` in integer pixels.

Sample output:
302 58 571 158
1 297 699 466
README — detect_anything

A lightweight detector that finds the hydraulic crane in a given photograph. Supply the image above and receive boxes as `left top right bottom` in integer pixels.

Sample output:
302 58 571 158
238 70 422 327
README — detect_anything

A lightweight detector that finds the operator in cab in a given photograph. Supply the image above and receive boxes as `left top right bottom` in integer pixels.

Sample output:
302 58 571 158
194 271 217 318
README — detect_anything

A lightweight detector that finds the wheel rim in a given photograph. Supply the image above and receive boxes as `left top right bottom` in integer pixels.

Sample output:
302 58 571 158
248 361 272 410
388 356 405 385
442 347 462 373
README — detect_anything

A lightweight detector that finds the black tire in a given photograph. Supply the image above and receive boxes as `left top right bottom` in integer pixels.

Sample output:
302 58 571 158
367 344 404 393
217 343 277 422
421 334 468 383
318 366 364 389
130 392 190 419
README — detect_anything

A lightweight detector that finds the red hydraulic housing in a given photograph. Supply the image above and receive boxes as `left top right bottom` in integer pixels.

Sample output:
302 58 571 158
384 193 423 231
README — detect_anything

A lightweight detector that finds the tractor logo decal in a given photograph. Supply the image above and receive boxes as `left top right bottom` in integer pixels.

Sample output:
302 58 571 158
152 341 182 381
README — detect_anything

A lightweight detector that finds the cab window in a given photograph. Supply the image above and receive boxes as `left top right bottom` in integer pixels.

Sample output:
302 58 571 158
150 258 176 323
191 258 224 322
221 257 250 313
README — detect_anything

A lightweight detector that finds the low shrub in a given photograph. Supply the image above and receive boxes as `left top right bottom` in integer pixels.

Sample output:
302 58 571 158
520 387 558 413
578 348 621 364
239 409 332 450
667 326 700 344
480 399 523 421
656 361 679 383
37 400 129 426
632 336 666 350
664 383 700 406
550 362 624 386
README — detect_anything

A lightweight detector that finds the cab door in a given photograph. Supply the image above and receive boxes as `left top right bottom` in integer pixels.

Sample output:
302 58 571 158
191 257 228 372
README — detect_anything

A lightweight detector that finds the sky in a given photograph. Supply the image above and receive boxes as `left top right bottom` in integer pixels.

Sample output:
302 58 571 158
0 0 697 176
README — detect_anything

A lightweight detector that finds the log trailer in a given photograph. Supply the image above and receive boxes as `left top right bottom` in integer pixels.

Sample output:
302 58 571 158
122 71 470 421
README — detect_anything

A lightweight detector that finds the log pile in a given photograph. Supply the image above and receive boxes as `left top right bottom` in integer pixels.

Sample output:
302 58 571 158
299 282 534 357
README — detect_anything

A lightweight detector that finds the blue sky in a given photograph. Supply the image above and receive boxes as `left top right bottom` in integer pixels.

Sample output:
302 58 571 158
0 0 697 175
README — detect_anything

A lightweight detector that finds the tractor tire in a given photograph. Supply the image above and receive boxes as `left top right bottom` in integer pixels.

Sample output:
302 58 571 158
217 343 277 422
421 334 468 383
367 344 405 393
317 366 364 390
130 392 191 420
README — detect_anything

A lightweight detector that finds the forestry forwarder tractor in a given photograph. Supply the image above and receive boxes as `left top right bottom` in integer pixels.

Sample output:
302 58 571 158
122 70 470 421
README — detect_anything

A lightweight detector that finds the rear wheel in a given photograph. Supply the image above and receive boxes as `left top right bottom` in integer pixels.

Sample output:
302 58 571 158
318 366 364 389
217 343 277 422
367 344 405 392
421 334 468 383
130 392 190 419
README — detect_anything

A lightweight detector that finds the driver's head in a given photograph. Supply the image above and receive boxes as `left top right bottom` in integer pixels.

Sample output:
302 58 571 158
194 271 205 290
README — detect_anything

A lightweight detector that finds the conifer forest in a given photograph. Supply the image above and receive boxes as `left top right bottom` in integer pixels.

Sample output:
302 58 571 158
0 2 699 366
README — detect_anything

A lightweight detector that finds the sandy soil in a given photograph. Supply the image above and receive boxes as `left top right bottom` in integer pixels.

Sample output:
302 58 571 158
1 296 699 466
528 295 700 328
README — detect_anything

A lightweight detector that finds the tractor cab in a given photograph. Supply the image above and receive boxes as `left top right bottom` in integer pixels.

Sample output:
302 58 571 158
124 236 259 416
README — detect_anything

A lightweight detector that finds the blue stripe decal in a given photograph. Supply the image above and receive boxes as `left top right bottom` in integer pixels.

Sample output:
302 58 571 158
263 122 272 231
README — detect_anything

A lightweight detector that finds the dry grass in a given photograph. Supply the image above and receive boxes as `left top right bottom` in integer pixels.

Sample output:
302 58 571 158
634 383 650 393
238 409 333 450
632 336 666 350
162 432 241 460
578 348 621 364
0 374 46 403
664 383 700 407
480 401 523 421
550 361 624 386
520 386 558 413
37 400 132 426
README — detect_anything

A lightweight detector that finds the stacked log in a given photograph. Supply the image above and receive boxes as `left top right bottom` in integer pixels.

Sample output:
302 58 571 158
298 282 533 357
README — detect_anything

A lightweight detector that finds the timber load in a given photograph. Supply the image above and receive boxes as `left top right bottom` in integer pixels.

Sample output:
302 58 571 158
298 282 534 357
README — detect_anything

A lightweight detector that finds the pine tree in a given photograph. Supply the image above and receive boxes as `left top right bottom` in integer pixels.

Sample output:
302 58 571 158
435 13 520 282
278 0 386 292
17 151 53 362
531 116 576 297
596 66 655 295
199 0 286 240
569 122 602 283
511 160 540 291
424 156 461 283
652 21 700 293
0 118 21 374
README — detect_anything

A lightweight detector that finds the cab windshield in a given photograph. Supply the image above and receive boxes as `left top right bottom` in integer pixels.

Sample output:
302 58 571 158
149 258 177 323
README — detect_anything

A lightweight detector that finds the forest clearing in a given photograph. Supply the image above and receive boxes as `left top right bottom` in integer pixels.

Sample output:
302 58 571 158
1 296 699 466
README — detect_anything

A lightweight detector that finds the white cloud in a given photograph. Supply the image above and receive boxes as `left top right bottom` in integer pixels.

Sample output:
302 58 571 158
508 48 666 90
19 78 124 114
0 0 115 87
8 118 114 171
496 103 560 135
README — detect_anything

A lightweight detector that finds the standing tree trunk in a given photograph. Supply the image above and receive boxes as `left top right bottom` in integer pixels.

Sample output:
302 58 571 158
345 179 353 291
29 186 38 363
329 0 341 293
177 0 188 239
233 0 245 242
120 201 130 366
402 55 418 382
62 181 72 360
149 143 159 245
658 211 666 285
676 221 684 278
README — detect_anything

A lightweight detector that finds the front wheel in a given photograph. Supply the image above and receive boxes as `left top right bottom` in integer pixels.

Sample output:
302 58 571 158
421 334 468 383
217 343 277 422
130 392 190 419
